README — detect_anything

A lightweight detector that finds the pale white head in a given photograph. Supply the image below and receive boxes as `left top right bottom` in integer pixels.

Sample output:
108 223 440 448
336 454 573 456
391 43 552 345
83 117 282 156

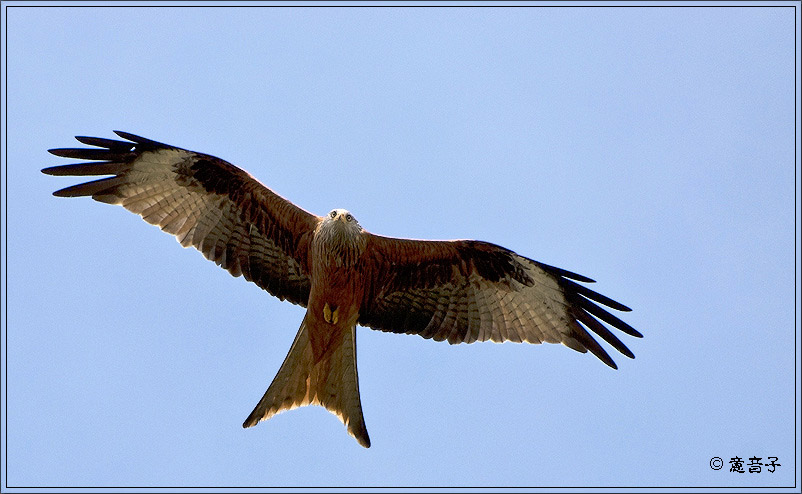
323 208 362 234
318 209 365 260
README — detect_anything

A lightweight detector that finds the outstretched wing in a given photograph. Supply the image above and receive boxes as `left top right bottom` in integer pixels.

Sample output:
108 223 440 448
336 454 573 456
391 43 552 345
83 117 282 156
43 131 320 307
359 235 641 369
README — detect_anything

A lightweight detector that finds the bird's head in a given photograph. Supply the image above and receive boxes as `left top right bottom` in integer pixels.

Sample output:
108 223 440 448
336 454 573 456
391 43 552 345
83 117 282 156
318 209 365 258
324 208 362 234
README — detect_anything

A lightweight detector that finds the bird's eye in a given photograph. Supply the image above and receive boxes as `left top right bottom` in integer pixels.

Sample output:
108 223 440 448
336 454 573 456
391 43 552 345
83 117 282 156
330 211 337 218
346 214 352 222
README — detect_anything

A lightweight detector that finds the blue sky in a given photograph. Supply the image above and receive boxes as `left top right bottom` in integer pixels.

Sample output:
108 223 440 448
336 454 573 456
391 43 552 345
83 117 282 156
2 3 799 490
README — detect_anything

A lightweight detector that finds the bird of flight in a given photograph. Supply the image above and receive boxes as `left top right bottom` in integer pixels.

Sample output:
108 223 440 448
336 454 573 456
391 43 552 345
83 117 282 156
43 131 641 448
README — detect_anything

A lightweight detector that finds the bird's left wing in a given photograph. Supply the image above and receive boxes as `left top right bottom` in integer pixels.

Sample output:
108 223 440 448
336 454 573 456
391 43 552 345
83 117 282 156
43 131 320 307
359 235 641 368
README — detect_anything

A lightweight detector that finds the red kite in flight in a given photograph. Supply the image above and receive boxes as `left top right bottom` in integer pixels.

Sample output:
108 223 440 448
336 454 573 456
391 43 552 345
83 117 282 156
43 131 641 448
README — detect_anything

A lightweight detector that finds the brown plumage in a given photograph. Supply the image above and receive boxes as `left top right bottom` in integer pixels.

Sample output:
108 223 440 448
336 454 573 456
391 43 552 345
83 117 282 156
43 131 642 448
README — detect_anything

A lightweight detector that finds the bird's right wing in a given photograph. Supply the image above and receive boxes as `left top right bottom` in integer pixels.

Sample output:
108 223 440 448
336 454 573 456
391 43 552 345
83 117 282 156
43 131 320 307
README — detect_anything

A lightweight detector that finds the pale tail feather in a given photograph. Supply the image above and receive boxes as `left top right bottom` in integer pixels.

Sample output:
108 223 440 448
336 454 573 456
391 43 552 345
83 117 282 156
242 315 371 448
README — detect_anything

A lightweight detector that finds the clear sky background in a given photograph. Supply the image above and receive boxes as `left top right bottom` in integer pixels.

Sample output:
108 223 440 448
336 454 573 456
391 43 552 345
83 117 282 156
2 3 799 490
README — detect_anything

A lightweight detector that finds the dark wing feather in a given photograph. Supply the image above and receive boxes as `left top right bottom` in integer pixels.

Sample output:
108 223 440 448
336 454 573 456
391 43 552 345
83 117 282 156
359 235 641 369
43 131 320 306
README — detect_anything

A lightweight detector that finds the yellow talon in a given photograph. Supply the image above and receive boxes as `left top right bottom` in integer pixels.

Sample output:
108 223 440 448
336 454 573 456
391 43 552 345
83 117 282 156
323 302 339 325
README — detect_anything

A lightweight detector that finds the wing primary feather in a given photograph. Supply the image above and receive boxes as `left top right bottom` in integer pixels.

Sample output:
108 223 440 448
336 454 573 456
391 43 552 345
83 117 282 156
560 277 632 312
567 320 618 369
112 130 169 148
52 176 125 198
41 162 131 176
535 261 596 283
574 295 643 338
74 136 135 150
47 148 135 161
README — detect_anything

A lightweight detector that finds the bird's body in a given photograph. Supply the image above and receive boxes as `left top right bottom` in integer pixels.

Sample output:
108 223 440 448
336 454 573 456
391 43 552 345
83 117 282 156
43 131 641 448
306 210 367 361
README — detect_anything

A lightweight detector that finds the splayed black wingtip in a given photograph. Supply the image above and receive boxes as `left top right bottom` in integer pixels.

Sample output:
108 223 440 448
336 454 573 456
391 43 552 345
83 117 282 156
575 295 643 339
574 307 636 359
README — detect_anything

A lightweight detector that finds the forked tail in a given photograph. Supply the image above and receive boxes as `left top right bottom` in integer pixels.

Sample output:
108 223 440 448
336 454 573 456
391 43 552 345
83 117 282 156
242 315 371 448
